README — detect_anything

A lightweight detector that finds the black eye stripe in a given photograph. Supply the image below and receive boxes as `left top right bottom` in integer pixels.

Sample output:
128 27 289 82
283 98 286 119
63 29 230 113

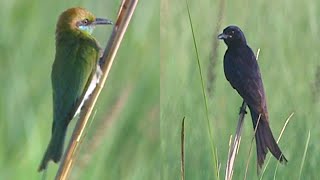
76 19 91 27
75 19 89 27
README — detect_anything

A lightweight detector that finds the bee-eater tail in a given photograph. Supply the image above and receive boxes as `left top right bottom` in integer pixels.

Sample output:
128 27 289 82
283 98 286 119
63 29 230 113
38 125 67 172
249 108 288 171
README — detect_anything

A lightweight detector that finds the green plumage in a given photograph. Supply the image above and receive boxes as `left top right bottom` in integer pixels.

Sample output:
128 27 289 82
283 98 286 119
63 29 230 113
38 7 112 171
52 31 100 124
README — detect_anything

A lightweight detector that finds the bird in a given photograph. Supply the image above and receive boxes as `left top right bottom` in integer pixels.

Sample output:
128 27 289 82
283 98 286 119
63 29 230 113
217 25 287 170
38 7 113 171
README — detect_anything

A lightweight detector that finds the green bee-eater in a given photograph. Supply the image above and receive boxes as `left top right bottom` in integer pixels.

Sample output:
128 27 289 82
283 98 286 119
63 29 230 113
38 7 113 171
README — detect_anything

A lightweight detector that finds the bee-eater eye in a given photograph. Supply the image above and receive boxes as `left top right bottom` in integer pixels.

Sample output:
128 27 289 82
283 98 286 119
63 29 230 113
83 19 89 25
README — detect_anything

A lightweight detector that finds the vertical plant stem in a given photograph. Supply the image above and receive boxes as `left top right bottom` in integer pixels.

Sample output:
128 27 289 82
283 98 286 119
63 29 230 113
185 0 220 179
181 117 185 180
299 130 311 180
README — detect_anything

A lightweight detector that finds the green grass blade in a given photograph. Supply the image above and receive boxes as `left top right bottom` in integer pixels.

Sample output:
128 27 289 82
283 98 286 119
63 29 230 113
185 0 219 179
299 130 311 180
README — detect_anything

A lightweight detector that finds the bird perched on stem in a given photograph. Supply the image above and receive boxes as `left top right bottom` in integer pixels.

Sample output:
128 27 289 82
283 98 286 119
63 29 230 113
38 7 113 171
218 25 287 170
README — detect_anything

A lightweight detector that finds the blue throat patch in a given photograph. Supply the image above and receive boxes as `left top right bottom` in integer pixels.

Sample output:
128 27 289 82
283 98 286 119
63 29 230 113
79 25 94 34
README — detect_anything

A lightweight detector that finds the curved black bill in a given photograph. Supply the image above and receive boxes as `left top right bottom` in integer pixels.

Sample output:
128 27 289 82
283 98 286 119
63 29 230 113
94 18 113 25
217 33 229 40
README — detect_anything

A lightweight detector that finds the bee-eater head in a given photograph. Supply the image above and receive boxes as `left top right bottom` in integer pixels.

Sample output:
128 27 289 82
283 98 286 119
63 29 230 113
56 7 113 35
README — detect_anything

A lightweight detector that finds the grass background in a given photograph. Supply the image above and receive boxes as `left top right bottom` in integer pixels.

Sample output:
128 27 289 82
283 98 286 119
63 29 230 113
161 0 320 179
0 0 159 179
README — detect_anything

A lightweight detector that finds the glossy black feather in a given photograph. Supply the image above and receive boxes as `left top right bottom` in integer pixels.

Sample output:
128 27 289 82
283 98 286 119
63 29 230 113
218 25 287 170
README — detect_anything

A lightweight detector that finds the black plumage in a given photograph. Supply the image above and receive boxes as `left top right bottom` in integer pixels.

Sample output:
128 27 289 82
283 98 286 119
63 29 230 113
218 25 288 169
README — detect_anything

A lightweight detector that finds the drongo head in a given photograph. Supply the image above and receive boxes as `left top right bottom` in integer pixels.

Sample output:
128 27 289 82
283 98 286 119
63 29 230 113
218 25 247 47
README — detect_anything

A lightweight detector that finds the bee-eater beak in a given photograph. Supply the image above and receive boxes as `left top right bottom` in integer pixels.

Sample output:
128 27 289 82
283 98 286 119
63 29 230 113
217 33 230 40
94 18 113 25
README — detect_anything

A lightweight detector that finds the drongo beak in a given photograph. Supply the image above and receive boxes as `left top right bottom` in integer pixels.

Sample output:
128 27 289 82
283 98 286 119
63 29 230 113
217 33 229 40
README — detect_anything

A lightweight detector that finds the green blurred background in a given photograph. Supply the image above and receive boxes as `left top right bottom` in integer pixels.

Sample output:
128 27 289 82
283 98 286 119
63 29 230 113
0 0 159 179
161 0 320 179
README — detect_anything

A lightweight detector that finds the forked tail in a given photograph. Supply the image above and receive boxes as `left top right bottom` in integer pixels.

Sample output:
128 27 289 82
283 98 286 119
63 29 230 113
249 108 288 170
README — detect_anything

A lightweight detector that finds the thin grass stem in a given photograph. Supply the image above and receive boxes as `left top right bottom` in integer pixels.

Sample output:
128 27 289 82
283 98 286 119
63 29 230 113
185 0 220 179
